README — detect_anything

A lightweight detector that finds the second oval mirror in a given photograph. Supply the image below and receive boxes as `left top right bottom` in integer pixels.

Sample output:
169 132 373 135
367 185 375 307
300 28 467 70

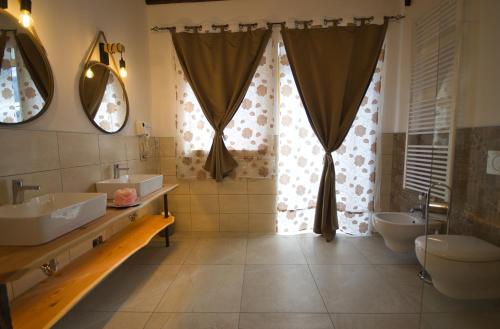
80 61 128 133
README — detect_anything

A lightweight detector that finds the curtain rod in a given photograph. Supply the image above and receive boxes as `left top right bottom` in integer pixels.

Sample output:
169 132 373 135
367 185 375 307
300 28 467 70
150 15 404 32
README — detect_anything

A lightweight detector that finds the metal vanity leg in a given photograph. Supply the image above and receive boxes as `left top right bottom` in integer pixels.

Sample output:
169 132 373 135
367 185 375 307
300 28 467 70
163 194 170 248
0 284 12 329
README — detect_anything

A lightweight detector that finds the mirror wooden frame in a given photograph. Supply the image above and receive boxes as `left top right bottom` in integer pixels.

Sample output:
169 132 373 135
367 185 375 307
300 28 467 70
0 9 54 126
79 31 129 134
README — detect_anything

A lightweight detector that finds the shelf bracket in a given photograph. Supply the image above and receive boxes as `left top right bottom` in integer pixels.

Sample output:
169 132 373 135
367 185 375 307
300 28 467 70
0 284 12 329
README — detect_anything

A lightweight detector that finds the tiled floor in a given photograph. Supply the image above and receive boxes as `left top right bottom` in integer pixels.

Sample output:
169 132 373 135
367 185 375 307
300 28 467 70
55 233 500 329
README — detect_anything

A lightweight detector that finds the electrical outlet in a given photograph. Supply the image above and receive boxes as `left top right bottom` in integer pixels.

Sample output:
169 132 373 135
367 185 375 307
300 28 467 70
486 151 500 175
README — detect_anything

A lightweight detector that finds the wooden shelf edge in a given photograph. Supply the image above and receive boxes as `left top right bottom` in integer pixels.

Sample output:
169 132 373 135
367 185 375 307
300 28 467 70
0 184 178 283
11 215 174 329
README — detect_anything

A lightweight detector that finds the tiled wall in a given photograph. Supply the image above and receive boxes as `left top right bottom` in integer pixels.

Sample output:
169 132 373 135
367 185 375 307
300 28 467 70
379 133 395 211
449 127 500 245
383 127 500 246
0 129 166 205
163 136 277 233
0 128 169 301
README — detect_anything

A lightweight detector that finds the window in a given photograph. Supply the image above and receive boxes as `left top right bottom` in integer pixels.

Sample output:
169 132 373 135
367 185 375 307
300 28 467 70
173 31 385 235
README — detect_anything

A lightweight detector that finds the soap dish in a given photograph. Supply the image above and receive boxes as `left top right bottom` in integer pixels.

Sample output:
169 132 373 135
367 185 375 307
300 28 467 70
107 201 141 208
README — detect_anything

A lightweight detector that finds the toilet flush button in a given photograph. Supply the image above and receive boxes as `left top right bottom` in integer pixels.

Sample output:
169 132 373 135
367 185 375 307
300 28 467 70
486 150 500 175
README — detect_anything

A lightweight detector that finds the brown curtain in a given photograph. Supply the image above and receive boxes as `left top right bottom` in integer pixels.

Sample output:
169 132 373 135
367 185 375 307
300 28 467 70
281 23 387 241
81 63 110 119
14 33 51 101
0 32 7 75
172 29 271 181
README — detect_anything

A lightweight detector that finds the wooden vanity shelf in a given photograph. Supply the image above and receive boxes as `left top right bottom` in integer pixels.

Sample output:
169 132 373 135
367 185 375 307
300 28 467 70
9 214 174 329
0 184 178 329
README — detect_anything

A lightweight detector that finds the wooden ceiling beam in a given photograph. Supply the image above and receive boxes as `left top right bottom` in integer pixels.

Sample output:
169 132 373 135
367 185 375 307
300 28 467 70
145 0 224 5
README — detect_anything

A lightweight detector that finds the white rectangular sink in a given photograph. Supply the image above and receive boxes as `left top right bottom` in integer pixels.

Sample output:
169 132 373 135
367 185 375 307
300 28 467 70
0 193 107 246
96 174 163 199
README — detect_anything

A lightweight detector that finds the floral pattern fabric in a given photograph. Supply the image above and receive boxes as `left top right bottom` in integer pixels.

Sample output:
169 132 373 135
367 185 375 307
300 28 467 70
175 34 277 179
0 32 45 123
276 42 384 235
93 72 127 133
173 30 384 236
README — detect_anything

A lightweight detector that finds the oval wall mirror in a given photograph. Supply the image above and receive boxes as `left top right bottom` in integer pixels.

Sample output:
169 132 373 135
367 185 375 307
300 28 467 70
79 61 129 133
0 10 54 125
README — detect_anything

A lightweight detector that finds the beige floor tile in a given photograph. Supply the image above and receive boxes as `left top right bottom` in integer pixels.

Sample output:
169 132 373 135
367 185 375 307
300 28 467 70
310 264 421 313
239 313 333 329
420 312 500 329
331 314 420 329
246 236 306 264
241 264 326 313
128 239 197 265
145 313 238 329
185 238 247 264
54 311 151 329
299 236 369 265
350 236 418 265
156 265 244 312
75 264 180 312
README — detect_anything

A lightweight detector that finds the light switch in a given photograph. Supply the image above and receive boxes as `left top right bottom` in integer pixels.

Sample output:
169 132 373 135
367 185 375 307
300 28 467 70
486 150 500 175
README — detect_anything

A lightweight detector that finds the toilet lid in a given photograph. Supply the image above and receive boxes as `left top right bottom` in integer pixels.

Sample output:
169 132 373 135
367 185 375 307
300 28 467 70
415 235 500 262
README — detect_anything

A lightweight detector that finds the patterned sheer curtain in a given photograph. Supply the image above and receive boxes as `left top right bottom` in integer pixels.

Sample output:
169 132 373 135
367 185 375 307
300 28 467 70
0 32 45 123
277 41 385 236
93 73 127 132
174 33 277 179
173 30 384 236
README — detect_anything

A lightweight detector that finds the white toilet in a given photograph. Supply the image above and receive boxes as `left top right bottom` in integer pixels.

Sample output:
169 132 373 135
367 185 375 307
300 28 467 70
373 212 441 252
415 235 500 300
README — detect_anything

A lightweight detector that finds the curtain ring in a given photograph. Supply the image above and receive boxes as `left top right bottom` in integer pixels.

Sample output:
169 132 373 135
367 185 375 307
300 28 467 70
295 20 313 29
239 23 258 31
324 18 343 27
212 24 229 32
353 16 374 26
185 25 202 33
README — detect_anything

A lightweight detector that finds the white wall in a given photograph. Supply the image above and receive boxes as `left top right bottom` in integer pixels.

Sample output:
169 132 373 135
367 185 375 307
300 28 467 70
1 0 151 135
456 0 500 128
146 0 403 137
383 0 500 132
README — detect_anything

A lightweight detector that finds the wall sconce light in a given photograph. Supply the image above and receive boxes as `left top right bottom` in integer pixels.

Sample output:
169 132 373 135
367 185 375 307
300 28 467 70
119 53 127 78
104 42 127 79
19 0 32 28
83 32 128 81
0 0 8 9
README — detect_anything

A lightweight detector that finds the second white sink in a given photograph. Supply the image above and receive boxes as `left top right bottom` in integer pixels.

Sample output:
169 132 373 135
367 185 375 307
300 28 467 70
96 174 163 199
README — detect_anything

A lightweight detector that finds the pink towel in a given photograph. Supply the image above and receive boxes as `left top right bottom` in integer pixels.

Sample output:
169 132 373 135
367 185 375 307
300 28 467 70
114 188 138 206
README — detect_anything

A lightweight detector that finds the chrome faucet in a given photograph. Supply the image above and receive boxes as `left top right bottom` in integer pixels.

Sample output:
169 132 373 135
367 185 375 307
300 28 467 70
113 164 129 179
12 179 40 205
426 182 453 234
410 193 428 219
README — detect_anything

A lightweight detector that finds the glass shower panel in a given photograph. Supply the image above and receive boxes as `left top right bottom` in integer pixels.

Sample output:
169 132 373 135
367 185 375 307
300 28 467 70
419 0 500 328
